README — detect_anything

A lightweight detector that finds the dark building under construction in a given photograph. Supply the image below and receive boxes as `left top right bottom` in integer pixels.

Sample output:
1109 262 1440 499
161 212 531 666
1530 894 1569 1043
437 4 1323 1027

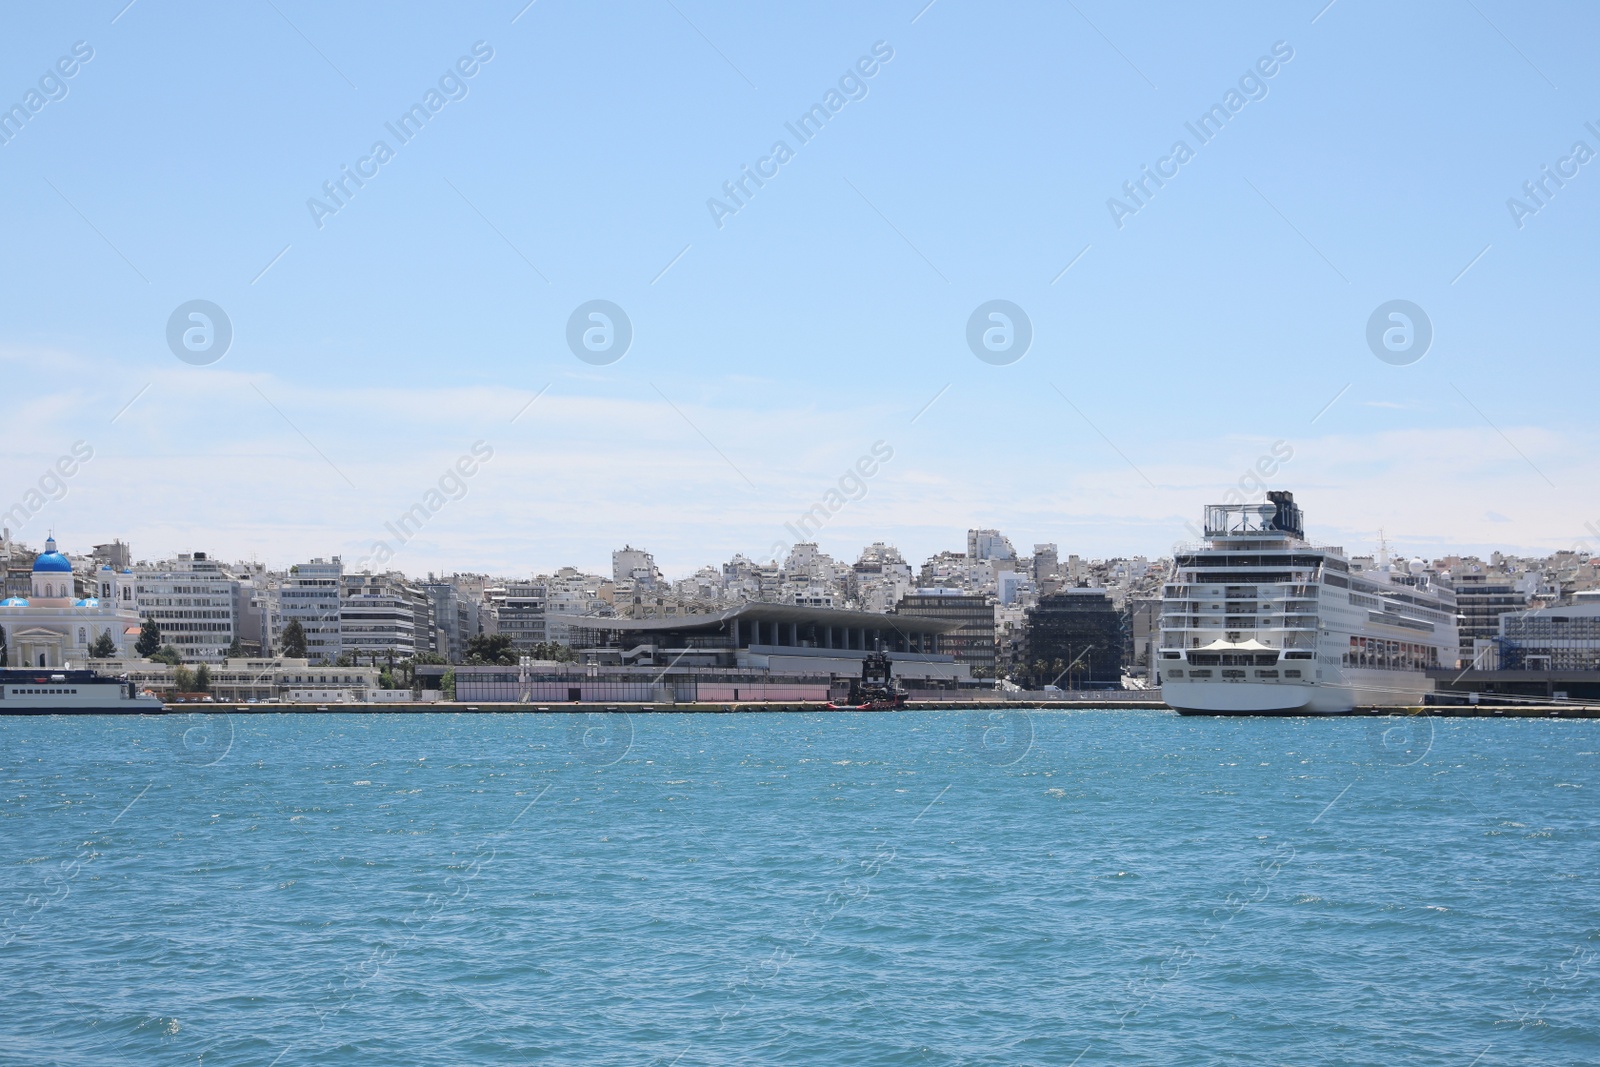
1024 587 1124 689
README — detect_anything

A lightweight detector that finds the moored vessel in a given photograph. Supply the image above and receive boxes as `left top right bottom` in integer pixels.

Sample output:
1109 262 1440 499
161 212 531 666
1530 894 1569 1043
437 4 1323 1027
826 646 907 710
1160 492 1457 715
0 667 165 715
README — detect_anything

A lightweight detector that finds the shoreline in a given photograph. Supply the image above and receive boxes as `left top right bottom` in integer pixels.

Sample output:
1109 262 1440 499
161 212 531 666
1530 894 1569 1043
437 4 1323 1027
6 701 1596 717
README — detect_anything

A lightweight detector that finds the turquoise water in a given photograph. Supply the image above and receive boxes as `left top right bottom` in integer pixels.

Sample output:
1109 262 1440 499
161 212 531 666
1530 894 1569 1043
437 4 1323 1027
1 710 1596 1066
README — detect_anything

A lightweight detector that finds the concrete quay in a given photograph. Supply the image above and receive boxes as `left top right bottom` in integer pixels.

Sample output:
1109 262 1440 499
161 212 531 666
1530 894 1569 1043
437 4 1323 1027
178 699 1600 717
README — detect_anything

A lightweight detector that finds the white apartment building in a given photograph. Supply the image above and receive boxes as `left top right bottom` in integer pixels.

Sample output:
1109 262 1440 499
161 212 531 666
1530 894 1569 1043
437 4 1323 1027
134 552 238 663
612 546 660 586
341 571 429 659
486 581 548 653
967 529 1017 562
543 567 610 645
274 558 343 663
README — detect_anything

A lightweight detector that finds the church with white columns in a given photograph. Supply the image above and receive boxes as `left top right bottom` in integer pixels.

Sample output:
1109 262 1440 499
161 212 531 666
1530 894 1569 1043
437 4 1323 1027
0 536 143 669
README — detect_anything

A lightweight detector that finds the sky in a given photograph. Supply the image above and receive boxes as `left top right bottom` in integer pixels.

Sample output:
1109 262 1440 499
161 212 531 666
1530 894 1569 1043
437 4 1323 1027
1 0 1596 578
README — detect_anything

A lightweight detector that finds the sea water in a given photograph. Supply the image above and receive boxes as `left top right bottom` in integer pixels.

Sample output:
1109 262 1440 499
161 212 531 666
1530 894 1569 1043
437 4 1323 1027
1 710 1596 1065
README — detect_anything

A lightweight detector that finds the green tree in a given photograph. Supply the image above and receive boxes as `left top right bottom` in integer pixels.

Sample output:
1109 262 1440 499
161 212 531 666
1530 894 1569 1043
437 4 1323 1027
194 664 212 692
151 645 183 666
173 665 197 692
135 617 162 658
89 629 118 658
378 668 396 690
465 633 516 665
440 668 456 701
0 624 8 667
225 637 244 658
280 619 308 658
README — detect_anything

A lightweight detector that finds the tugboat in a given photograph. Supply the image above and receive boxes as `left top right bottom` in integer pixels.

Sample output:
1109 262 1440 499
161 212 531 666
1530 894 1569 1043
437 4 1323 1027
827 646 907 710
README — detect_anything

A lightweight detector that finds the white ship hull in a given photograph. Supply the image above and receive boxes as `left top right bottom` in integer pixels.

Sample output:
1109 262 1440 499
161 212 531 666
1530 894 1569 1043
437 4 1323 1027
1166 667 1435 715
1 670 165 715
1166 680 1342 715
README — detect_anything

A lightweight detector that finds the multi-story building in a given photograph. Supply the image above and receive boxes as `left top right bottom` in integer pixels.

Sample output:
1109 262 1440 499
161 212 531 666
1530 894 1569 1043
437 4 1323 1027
341 572 430 659
996 570 1033 606
232 576 272 657
919 551 995 596
424 579 482 663
544 567 611 646
91 540 132 570
486 581 548 654
896 589 996 677
1032 544 1059 583
1493 592 1600 671
967 529 1016 562
1126 596 1162 685
134 552 238 663
612 546 660 587
994 602 1030 680
275 558 343 663
1024 588 1124 689
1453 570 1524 668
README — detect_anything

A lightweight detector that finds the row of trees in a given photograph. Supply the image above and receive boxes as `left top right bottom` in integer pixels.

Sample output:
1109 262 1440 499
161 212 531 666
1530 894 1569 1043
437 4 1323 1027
461 634 577 666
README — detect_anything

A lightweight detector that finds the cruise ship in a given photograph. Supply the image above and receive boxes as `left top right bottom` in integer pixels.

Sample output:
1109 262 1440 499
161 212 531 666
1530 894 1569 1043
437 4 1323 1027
1159 492 1458 715
0 668 165 715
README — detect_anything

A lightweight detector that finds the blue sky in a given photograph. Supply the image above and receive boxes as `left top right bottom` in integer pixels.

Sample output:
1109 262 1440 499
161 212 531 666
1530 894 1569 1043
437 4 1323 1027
2 0 1596 576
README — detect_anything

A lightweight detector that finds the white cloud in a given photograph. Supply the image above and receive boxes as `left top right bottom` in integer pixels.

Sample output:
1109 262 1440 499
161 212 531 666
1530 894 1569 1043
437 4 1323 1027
5 348 1593 576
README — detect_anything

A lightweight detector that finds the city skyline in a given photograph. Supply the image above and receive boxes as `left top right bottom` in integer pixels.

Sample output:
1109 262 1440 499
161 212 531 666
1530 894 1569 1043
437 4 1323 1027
3 506 1586 589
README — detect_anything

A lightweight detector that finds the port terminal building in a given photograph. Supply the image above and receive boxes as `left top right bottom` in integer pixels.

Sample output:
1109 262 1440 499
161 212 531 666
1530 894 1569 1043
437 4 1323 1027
429 603 968 703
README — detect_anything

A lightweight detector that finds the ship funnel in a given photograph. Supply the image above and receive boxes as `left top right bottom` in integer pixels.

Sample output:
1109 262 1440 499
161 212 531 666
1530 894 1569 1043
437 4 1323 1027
1266 491 1304 538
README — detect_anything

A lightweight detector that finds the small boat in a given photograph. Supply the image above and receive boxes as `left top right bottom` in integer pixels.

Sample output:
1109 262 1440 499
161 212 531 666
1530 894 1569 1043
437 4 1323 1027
827 647 907 710
0 668 166 715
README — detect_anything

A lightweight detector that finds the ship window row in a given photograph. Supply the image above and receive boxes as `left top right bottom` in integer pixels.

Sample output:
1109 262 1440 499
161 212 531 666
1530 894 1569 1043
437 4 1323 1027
1179 572 1306 585
1188 652 1281 666
1170 669 1304 680
1188 668 1310 678
1175 554 1334 569
1344 637 1440 671
7 688 79 694
1366 611 1436 633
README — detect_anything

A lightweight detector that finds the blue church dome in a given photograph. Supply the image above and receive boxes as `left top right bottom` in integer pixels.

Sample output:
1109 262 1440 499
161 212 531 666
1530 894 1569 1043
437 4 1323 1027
32 536 72 573
75 598 100 607
0 597 28 606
